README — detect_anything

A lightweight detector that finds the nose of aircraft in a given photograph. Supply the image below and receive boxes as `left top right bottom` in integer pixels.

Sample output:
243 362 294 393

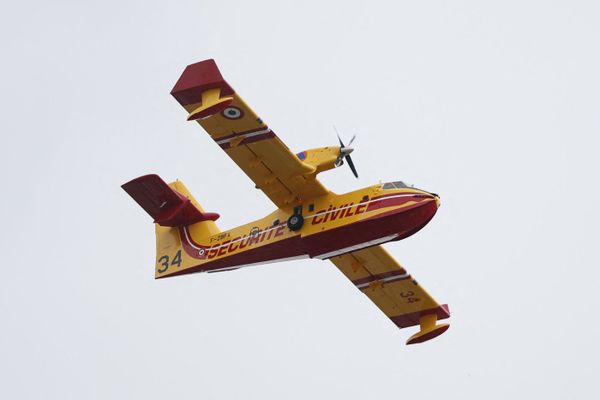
388 190 440 241
413 190 440 208
418 189 440 208
433 193 441 208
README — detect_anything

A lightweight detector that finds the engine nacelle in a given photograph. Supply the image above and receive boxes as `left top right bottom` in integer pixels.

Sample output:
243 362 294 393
296 147 342 175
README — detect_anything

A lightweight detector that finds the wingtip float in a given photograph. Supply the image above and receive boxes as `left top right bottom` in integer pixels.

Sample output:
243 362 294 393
123 59 450 345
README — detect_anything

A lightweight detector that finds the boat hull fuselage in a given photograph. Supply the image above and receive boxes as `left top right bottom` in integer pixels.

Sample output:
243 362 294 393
163 186 439 278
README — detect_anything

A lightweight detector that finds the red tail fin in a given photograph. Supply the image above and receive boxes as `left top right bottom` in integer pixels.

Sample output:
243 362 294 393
122 174 219 227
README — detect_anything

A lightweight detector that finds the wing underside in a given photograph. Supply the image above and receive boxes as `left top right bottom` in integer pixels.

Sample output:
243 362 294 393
171 59 328 208
329 245 450 344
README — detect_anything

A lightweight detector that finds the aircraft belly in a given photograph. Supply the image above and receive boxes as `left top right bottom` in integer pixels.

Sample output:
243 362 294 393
165 234 306 277
302 199 438 259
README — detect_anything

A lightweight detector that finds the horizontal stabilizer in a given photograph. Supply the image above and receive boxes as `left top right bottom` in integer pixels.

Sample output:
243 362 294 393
122 174 219 227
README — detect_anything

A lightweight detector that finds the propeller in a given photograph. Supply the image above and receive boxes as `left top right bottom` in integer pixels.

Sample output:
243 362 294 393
334 126 358 178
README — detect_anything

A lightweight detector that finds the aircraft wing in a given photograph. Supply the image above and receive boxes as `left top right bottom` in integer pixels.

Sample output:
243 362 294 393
329 245 450 344
171 59 328 208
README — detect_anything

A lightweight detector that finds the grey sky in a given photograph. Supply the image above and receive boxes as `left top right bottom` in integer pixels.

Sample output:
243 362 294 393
1 1 599 399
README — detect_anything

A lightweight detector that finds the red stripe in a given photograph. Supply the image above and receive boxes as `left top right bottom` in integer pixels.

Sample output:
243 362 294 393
352 269 408 287
303 199 438 257
390 304 450 328
214 127 271 142
173 192 437 277
363 199 436 222
370 192 433 201
161 236 305 278
367 195 431 212
219 131 275 149
370 192 411 201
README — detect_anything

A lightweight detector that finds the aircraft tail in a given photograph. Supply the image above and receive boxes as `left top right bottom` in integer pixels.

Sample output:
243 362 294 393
122 174 220 277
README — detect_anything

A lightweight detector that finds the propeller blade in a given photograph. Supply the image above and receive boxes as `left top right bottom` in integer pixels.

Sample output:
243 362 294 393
333 126 358 178
347 134 356 147
345 154 359 178
334 125 345 147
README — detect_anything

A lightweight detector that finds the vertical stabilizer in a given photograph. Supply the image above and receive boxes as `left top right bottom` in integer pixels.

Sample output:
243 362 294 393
122 175 220 277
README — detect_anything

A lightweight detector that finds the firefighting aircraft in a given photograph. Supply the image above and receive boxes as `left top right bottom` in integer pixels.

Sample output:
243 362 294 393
122 59 450 345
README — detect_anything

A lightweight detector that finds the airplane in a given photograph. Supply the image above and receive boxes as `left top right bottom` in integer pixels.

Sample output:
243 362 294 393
122 59 450 345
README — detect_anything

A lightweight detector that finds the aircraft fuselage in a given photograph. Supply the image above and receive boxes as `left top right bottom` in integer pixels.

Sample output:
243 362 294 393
162 183 439 278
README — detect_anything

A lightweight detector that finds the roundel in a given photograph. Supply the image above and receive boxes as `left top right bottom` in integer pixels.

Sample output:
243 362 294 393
198 248 205 256
222 106 243 119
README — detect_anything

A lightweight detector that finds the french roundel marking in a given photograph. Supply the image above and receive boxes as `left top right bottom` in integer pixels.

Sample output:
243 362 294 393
222 106 243 119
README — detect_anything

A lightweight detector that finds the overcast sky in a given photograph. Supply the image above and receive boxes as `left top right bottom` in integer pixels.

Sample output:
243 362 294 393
1 1 599 399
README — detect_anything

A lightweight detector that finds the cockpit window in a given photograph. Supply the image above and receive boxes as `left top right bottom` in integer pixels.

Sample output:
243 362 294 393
382 181 409 190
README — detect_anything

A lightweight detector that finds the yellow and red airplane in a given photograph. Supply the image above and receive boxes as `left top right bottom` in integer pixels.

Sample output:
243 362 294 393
123 59 450 345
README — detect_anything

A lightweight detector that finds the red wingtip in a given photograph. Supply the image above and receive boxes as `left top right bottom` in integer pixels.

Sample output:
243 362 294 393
171 59 234 107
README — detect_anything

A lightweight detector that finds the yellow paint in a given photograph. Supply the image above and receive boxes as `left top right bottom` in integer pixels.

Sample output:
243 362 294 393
187 88 233 121
153 180 220 277
406 315 450 345
197 95 324 207
157 70 449 343
299 146 340 175
154 182 434 279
